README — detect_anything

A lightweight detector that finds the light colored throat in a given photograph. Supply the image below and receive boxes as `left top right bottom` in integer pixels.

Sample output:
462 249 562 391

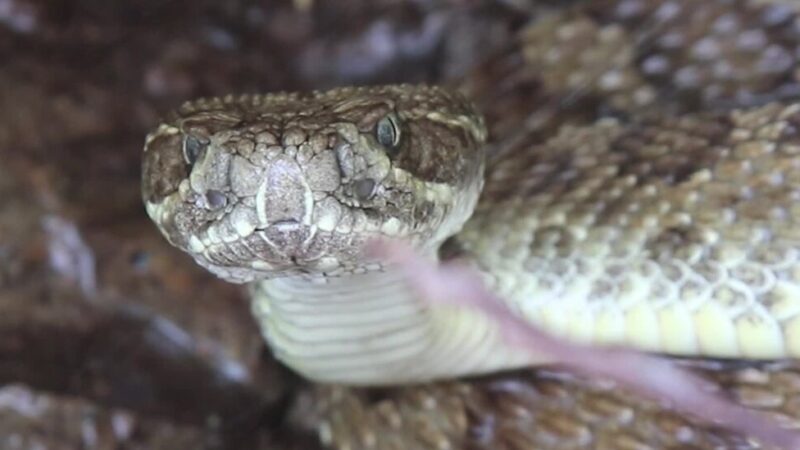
249 269 532 385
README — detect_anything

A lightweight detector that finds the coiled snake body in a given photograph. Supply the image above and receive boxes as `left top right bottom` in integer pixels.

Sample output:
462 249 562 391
143 1 800 448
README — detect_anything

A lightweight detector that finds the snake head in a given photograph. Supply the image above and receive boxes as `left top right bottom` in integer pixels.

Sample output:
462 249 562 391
142 85 486 283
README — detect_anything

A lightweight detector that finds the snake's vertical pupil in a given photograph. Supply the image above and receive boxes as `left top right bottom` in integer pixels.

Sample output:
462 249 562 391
183 135 207 165
376 114 401 151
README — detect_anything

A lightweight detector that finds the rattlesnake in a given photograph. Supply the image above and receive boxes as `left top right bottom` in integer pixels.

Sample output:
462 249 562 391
142 1 800 448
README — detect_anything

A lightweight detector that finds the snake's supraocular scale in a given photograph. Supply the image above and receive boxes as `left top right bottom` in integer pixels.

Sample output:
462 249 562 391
142 0 800 448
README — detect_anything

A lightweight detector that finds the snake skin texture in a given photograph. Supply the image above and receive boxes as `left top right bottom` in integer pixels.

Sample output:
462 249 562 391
313 1 800 448
316 361 800 450
314 102 800 449
469 103 800 359
142 0 800 448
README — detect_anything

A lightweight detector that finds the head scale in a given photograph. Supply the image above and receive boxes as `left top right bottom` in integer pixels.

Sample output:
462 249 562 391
142 85 486 283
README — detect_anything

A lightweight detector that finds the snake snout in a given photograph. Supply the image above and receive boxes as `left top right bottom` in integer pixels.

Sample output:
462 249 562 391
260 219 311 262
255 156 312 227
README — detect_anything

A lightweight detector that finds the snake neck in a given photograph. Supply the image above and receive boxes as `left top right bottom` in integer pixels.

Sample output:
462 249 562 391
250 267 534 385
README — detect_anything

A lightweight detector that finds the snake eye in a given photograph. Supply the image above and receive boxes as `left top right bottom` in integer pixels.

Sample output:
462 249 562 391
183 135 207 165
376 113 401 151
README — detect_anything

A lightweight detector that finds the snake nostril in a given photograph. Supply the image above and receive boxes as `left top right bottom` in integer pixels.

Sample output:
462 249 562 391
353 178 376 201
205 190 227 209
